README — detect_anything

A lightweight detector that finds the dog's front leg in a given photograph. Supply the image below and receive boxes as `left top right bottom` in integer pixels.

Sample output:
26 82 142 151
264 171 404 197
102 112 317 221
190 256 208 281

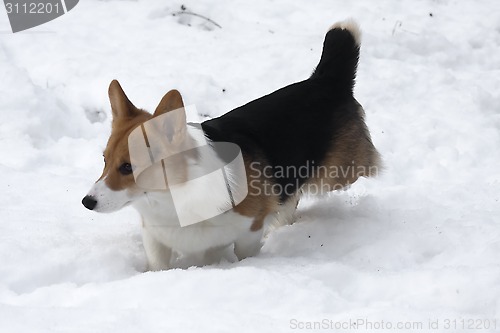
142 227 173 271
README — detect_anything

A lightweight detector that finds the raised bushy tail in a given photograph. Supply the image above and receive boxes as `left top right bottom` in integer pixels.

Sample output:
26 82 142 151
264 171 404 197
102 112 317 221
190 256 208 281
310 19 361 94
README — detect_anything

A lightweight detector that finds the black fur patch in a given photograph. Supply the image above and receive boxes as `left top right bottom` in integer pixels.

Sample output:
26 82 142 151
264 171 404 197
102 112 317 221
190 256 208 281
202 26 363 201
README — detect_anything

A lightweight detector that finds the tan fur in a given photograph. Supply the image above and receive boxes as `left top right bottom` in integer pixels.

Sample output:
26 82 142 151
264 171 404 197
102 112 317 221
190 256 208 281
233 154 280 231
100 81 188 192
101 113 150 191
305 104 381 192
154 89 184 117
99 81 379 234
235 104 380 230
103 81 281 233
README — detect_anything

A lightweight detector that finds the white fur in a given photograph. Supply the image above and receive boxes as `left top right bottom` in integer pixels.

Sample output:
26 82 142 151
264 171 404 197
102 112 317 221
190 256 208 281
136 191 258 270
272 192 300 227
86 177 137 213
330 19 362 46
88 125 264 270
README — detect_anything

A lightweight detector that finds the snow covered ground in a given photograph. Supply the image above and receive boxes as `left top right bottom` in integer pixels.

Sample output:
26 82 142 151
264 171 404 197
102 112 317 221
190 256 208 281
1 0 499 332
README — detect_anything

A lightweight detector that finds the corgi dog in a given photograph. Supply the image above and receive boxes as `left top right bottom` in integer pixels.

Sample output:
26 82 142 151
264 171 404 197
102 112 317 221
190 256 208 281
82 20 381 270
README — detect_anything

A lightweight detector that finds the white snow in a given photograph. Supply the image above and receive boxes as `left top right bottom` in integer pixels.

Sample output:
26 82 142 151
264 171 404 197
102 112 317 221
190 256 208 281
1 0 500 332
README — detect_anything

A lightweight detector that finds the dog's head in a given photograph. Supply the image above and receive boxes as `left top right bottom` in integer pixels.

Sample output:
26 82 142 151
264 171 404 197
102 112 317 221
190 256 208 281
82 80 187 213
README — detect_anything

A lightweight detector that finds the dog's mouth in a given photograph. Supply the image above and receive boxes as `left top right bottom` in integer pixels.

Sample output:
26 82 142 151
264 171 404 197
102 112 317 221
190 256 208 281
116 196 142 210
122 200 133 207
82 196 135 213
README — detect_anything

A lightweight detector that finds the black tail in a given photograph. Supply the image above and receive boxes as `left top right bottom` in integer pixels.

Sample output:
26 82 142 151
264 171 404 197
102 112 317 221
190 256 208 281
310 20 361 94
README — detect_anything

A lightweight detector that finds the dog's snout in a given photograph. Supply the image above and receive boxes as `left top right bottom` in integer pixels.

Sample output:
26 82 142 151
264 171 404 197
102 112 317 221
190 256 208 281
82 195 98 210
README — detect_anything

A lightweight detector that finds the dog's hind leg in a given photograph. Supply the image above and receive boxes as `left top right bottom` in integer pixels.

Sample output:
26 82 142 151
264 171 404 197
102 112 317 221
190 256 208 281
234 227 264 261
265 192 301 236
276 193 301 226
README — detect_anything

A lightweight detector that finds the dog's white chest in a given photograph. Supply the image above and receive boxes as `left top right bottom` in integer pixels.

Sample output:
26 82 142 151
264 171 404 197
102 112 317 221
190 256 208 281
135 196 253 254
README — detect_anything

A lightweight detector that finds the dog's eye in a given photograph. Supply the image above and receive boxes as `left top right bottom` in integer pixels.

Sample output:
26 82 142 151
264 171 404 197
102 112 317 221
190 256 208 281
119 163 133 175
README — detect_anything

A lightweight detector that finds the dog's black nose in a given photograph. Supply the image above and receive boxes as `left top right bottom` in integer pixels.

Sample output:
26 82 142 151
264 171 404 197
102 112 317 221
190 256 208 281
82 195 97 210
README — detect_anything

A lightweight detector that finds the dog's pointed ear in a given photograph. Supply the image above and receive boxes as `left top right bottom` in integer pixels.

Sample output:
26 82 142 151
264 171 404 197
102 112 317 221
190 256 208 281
152 90 187 145
108 80 139 119
154 89 184 117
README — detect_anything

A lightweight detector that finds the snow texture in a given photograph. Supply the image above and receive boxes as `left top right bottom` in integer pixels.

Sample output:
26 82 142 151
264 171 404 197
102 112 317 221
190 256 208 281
0 0 499 332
